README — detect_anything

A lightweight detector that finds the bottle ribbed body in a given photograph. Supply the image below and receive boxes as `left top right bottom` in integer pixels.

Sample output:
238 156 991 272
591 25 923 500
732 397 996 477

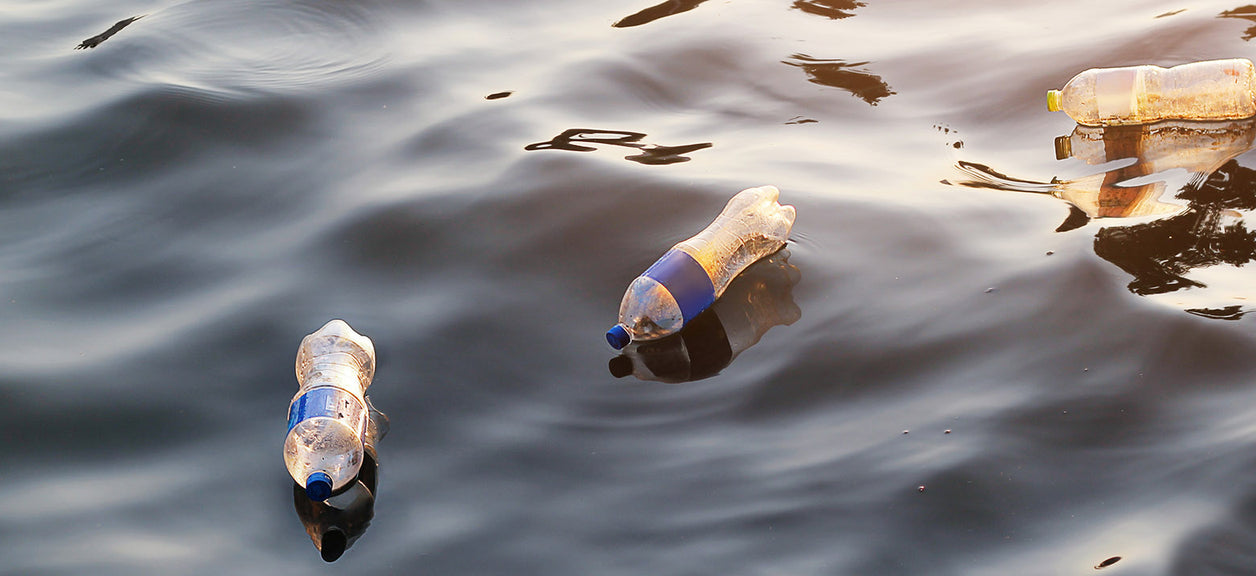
609 186 796 348
284 319 376 499
1050 59 1256 126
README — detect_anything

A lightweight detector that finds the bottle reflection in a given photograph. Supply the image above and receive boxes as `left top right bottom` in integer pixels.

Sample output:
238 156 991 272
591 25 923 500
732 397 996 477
609 249 801 383
292 399 388 562
1049 121 1256 229
951 119 1256 318
1094 157 1256 318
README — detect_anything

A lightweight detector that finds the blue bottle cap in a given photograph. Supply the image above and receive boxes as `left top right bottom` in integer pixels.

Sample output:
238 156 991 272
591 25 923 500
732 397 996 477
606 324 630 349
306 472 333 501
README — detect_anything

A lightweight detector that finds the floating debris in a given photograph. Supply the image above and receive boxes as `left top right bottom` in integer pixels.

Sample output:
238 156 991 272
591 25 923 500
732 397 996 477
486 91 513 100
1095 556 1121 569
76 15 143 50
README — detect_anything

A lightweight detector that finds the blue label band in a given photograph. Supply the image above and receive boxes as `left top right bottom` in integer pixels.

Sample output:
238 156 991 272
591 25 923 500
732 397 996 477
643 249 716 323
287 388 365 432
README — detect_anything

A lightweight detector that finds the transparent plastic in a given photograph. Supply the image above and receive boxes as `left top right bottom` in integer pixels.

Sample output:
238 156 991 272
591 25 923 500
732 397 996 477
612 185 796 345
1051 120 1256 218
284 319 376 499
610 249 802 383
1047 59 1256 126
293 398 388 562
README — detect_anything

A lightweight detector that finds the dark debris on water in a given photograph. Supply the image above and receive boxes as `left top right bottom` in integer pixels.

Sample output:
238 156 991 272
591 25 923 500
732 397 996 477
76 15 143 50
1094 556 1121 569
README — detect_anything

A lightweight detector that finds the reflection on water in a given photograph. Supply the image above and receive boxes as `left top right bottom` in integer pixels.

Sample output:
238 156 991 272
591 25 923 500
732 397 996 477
75 15 143 50
609 249 800 383
782 55 894 105
613 0 709 28
292 400 388 562
951 120 1256 317
525 128 713 165
616 0 864 27
791 0 865 19
1220 5 1256 41
612 0 883 105
1095 159 1256 318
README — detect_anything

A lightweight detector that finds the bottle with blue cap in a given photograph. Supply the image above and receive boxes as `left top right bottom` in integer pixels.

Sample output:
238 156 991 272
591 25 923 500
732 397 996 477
606 185 796 349
293 396 388 561
284 319 376 501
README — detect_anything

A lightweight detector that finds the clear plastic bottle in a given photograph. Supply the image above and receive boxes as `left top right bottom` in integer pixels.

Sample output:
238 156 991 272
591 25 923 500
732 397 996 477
284 319 376 501
608 249 802 382
1047 59 1256 126
606 185 796 349
293 397 388 562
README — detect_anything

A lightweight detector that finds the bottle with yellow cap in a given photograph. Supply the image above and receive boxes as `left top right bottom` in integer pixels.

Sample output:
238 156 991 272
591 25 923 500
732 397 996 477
1046 58 1256 126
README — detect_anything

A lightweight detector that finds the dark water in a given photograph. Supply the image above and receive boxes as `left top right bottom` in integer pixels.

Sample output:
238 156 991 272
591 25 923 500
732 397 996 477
11 0 1256 574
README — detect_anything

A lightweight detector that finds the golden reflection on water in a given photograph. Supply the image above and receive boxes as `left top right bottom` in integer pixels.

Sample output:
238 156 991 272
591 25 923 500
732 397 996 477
951 119 1256 318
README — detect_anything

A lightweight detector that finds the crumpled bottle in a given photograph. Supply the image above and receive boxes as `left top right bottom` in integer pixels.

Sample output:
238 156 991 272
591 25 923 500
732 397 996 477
606 186 796 349
609 249 802 382
283 319 377 501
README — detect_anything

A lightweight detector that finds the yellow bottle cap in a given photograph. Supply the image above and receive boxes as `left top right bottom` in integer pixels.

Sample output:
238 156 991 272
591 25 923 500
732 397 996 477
1046 90 1062 112
1053 135 1071 160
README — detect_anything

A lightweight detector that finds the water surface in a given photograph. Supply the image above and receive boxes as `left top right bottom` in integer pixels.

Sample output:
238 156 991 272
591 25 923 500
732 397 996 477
8 1 1256 574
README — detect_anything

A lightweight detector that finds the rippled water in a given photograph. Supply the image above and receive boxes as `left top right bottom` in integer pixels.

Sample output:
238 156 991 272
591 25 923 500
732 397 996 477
11 1 1256 574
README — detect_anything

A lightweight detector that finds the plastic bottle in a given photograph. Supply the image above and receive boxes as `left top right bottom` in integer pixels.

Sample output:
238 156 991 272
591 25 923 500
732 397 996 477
293 397 388 562
1046 58 1256 126
284 319 376 501
608 249 802 382
606 185 796 349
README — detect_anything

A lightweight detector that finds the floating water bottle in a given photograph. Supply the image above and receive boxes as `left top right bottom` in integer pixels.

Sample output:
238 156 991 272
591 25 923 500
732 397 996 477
609 249 802 382
1046 59 1256 126
606 185 796 349
293 397 388 562
284 319 376 501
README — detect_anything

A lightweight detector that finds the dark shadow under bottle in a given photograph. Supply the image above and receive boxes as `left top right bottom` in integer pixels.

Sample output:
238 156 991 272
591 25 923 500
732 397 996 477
610 249 801 383
292 399 387 562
